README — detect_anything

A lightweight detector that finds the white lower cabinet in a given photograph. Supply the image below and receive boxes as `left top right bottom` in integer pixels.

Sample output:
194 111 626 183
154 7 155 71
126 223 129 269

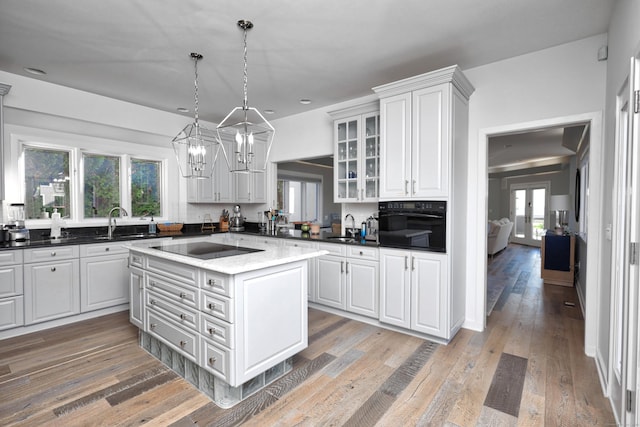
316 243 378 319
24 246 80 325
80 243 130 312
379 248 448 338
282 240 318 302
0 250 24 330
129 266 144 329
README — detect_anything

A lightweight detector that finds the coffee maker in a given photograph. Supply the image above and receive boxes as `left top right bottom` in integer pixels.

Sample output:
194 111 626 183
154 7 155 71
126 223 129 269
229 205 245 232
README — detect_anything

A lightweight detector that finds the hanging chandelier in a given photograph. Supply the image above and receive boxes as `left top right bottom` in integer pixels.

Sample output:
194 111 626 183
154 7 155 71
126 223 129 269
171 52 220 179
217 20 275 174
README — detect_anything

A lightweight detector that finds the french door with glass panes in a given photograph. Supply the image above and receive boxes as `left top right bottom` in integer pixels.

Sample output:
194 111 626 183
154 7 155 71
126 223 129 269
510 182 549 247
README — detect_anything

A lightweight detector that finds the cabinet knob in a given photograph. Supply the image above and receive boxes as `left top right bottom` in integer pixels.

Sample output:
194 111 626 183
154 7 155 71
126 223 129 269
208 278 216 286
359 251 363 256
51 251 56 257
179 292 186 299
51 267 56 272
150 323 157 329
105 247 110 252
208 327 215 335
149 281 156 287
209 357 217 365
180 314 186 320
150 299 156 305
179 340 186 348
208 303 215 310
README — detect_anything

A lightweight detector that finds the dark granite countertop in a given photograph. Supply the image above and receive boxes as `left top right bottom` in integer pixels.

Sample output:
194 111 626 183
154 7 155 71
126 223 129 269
0 223 378 251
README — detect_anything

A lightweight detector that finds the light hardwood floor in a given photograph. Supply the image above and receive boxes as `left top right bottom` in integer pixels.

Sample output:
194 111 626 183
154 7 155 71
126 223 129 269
0 244 615 426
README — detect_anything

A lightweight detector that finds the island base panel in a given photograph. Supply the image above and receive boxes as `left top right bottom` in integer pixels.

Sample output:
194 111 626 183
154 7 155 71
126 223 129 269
140 330 293 408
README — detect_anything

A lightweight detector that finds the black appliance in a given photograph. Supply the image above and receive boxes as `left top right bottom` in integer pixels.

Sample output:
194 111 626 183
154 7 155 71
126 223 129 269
378 201 446 252
151 242 263 260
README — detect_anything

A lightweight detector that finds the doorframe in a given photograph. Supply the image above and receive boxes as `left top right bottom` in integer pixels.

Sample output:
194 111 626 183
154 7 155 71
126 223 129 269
469 112 604 357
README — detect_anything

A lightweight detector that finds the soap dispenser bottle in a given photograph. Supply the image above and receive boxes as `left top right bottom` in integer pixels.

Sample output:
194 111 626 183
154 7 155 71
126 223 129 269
149 216 157 234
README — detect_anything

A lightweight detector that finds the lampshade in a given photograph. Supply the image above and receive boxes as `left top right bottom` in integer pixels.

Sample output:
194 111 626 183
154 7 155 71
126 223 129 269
550 194 571 211
217 20 274 174
172 53 220 179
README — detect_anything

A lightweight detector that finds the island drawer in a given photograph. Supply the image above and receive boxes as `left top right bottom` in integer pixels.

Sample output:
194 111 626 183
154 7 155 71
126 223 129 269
201 271 230 297
147 272 199 310
147 290 199 332
129 252 145 268
201 337 231 382
147 256 198 287
147 311 198 362
201 312 234 349
200 291 233 323
23 245 79 263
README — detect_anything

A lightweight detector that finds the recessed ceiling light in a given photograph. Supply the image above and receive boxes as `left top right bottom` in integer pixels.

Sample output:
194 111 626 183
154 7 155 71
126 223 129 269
264 109 275 115
177 107 189 113
299 99 311 105
24 67 46 76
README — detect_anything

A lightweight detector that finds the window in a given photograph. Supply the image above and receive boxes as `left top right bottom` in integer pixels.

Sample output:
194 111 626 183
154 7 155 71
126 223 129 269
131 158 161 217
23 146 71 219
83 153 120 218
20 139 163 222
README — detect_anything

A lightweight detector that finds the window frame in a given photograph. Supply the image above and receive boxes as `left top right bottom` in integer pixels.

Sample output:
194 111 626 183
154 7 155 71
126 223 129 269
13 130 168 227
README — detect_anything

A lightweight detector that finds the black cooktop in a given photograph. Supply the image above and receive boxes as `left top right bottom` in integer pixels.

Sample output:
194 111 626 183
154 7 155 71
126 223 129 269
151 242 263 260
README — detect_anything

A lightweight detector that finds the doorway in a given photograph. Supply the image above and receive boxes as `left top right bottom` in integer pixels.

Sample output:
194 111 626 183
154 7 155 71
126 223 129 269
510 182 549 247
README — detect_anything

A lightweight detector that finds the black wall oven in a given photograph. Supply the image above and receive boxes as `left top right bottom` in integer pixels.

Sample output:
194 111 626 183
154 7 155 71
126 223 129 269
378 201 446 252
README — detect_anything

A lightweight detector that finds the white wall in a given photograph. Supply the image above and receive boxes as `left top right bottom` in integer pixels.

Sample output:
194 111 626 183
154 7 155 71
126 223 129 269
597 0 640 392
464 34 608 332
0 70 209 226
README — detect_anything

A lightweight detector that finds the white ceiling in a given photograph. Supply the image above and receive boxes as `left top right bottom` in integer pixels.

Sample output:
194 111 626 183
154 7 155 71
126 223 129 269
0 0 614 125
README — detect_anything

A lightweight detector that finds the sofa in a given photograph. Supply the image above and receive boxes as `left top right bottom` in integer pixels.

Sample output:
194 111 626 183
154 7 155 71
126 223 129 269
487 218 514 257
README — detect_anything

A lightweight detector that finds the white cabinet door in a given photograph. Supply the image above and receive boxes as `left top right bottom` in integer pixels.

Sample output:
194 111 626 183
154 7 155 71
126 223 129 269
0 296 24 330
379 93 411 199
283 240 318 302
412 84 449 198
80 253 129 312
379 248 411 328
214 138 234 202
346 258 378 318
411 251 448 337
316 254 346 310
129 266 144 329
234 139 267 203
24 260 80 324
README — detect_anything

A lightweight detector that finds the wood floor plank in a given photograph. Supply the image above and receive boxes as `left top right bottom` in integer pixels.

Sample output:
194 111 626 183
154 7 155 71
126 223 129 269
0 244 616 427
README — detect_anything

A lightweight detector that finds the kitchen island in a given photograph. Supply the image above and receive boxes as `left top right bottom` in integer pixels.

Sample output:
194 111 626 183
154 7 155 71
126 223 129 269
127 234 327 408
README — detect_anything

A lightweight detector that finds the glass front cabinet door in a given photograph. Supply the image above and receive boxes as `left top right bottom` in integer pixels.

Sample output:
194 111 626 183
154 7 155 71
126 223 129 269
333 110 380 203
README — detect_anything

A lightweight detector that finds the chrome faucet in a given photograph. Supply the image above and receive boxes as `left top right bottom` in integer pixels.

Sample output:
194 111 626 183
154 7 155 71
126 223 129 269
107 207 129 239
345 213 355 237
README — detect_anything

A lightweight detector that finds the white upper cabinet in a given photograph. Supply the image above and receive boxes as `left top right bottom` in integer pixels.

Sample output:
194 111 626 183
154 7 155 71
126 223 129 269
330 101 380 203
374 65 474 200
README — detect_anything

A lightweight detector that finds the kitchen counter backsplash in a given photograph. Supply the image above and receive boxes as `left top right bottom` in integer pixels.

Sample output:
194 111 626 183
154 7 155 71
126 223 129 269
0 222 377 250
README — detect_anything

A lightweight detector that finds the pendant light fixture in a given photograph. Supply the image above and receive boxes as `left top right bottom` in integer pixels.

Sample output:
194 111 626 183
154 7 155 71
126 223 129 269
217 20 275 174
171 52 220 179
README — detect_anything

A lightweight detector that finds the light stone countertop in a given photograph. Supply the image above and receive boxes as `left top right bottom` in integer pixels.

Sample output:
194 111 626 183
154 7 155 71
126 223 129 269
126 234 328 275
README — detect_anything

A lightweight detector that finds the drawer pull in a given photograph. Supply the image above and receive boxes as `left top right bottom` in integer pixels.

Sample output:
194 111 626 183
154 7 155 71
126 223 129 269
179 340 186 348
51 267 56 272
150 323 157 329
207 278 216 286
180 314 186 320
208 303 215 310
179 292 186 299
359 251 363 256
150 299 156 305
208 327 215 335
51 251 56 257
209 357 217 365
